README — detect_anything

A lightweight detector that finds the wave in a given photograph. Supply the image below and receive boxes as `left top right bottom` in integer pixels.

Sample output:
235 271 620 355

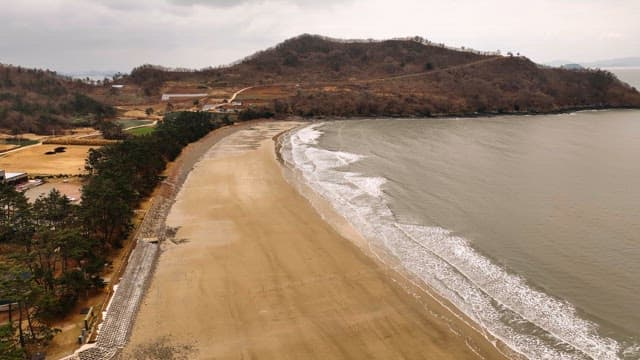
280 123 628 360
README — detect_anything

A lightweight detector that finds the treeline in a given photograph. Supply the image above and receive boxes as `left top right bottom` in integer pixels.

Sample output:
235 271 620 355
0 111 228 358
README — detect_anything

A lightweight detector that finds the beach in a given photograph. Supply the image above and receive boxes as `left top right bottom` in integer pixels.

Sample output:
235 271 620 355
123 121 508 359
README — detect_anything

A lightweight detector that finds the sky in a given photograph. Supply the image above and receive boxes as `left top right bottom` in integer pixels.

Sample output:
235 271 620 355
0 0 638 74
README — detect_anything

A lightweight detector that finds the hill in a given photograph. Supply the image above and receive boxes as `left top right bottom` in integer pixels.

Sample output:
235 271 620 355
0 64 116 134
109 34 640 117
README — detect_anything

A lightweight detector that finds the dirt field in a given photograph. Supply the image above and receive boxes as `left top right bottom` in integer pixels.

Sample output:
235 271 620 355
24 178 83 203
0 144 95 175
124 122 507 360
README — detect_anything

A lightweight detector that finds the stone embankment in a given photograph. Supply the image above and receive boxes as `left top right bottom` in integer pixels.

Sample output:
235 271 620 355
62 150 200 360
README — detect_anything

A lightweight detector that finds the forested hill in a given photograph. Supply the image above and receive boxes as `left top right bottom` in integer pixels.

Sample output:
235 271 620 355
0 64 115 134
214 35 494 83
121 34 640 116
124 34 496 87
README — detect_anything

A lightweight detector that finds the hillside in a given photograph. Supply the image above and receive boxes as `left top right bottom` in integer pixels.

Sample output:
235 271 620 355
108 34 640 116
0 64 115 134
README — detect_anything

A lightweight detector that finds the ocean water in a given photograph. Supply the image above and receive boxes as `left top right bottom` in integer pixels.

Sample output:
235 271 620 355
608 68 640 90
280 110 640 359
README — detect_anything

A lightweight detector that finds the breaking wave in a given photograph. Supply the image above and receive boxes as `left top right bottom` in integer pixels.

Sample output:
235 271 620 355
280 123 629 360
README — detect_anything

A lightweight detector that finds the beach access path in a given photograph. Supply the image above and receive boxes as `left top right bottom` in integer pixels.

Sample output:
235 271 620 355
122 121 507 359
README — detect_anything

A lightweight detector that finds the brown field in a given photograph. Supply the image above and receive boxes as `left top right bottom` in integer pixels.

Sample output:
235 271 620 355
237 85 295 101
0 144 19 152
0 144 95 175
117 106 163 120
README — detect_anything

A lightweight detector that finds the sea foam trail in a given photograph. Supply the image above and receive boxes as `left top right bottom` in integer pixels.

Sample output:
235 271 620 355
280 123 624 360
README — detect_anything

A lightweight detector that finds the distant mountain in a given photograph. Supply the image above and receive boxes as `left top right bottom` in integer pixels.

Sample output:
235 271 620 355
62 70 120 81
548 57 640 69
545 60 577 68
582 57 640 68
560 64 585 70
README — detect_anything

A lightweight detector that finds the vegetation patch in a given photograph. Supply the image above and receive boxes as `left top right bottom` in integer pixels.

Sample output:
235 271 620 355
3 138 39 146
126 126 155 136
0 65 116 134
116 119 154 129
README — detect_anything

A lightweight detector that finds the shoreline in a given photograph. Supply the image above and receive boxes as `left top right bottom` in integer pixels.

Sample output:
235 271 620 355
300 105 640 121
123 121 509 359
275 126 520 360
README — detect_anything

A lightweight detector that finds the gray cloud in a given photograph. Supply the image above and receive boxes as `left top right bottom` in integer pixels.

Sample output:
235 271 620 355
0 0 638 73
166 0 345 8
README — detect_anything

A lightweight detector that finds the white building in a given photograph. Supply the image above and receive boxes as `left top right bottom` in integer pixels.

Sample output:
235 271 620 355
0 170 28 185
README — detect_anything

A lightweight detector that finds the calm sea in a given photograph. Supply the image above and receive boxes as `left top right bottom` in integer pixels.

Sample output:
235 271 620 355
608 67 640 90
282 106 640 359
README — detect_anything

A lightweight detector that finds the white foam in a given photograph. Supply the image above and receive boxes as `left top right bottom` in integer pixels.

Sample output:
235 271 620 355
281 123 630 360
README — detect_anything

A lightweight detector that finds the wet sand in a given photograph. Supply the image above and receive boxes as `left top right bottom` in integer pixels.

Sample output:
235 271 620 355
124 121 508 359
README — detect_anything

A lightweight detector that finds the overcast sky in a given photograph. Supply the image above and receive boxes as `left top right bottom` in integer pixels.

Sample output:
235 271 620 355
0 0 638 73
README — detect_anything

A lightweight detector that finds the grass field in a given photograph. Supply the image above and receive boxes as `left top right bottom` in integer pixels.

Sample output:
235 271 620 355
117 119 155 129
126 126 155 136
0 144 94 175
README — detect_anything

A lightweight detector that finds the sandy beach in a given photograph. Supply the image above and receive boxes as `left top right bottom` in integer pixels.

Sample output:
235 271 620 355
123 121 508 360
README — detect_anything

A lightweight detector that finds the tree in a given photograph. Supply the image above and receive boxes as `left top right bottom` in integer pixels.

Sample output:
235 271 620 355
96 120 127 140
81 175 133 249
145 107 154 116
0 261 57 355
0 183 33 246
0 324 25 359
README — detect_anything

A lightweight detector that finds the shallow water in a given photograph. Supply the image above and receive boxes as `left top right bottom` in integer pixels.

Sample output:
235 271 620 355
281 109 640 359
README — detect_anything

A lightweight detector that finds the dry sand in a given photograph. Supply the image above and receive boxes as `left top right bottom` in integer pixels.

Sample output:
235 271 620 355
124 122 508 360
0 144 93 175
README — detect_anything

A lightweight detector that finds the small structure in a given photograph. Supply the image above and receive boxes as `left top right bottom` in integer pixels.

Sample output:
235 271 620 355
0 170 28 185
111 84 125 89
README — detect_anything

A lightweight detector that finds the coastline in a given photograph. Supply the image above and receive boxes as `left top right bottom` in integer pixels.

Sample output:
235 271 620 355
123 120 509 359
301 105 640 121
276 125 521 360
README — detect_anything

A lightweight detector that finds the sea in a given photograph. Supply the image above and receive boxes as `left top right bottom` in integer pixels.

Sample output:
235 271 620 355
280 70 640 359
608 68 640 90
